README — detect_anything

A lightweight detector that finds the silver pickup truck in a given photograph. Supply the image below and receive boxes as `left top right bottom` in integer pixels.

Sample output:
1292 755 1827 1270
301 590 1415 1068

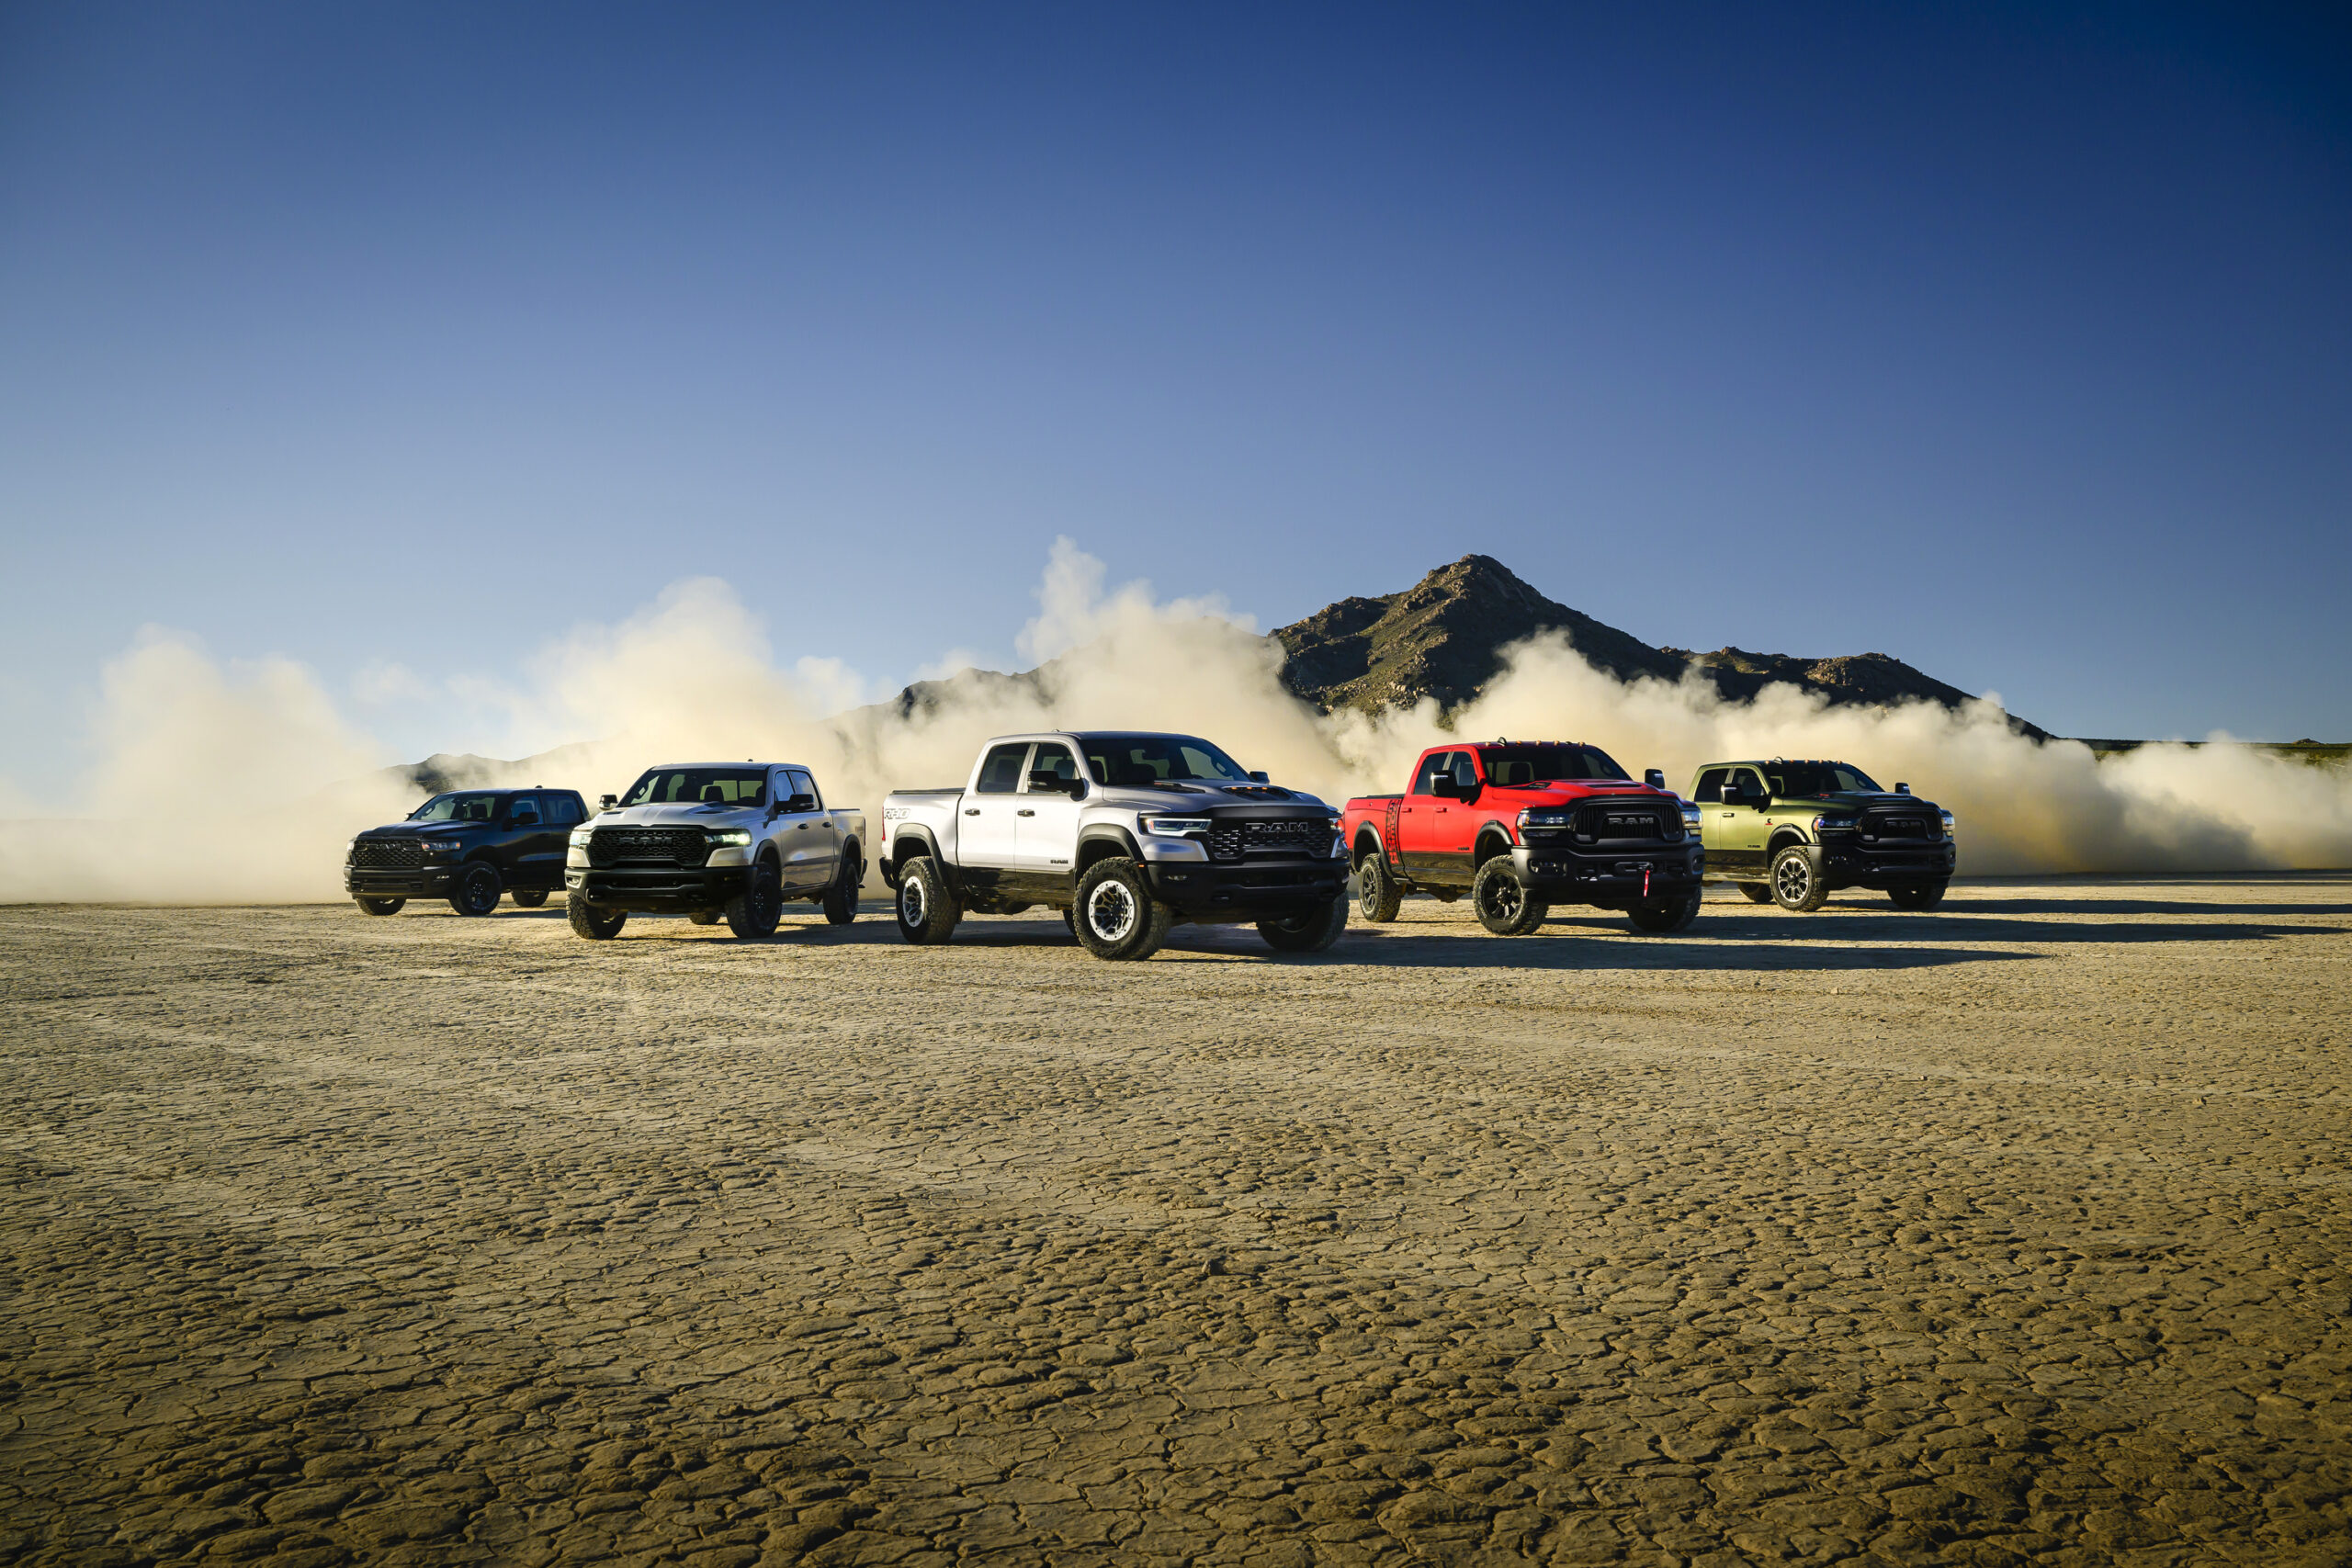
564 761 865 941
879 730 1350 961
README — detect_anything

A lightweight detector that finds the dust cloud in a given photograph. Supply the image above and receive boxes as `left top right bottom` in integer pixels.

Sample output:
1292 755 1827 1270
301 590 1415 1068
3 541 2346 903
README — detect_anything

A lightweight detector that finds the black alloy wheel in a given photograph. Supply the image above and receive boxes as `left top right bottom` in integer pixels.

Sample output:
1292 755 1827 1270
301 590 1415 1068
726 859 786 939
1472 857 1546 936
1355 852 1402 923
354 897 405 917
450 863 503 917
821 849 863 925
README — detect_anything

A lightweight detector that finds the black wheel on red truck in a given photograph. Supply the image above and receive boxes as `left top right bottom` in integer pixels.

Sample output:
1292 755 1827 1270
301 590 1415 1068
1355 850 1401 923
1472 857 1546 935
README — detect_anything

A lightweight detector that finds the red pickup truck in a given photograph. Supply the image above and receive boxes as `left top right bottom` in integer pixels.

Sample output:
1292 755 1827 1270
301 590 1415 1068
1341 740 1705 936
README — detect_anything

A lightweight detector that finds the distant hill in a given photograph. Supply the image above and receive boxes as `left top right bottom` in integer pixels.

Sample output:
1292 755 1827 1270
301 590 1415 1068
1271 554 2052 739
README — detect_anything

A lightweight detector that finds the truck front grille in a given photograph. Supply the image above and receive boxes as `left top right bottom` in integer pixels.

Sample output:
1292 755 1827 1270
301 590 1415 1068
351 840 423 870
1864 812 1939 842
1574 803 1680 842
588 827 711 869
1206 818 1331 863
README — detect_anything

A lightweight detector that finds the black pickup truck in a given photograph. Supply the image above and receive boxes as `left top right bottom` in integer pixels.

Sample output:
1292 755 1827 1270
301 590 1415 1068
345 788 589 916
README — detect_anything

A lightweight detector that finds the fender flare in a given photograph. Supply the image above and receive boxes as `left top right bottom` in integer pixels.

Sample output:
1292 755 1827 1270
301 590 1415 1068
1472 822 1516 866
884 824 942 887
1767 826 1814 855
1077 825 1143 868
1351 824 1386 863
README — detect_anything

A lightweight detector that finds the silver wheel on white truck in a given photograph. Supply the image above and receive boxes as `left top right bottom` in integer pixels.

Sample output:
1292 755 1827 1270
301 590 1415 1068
895 855 961 944
1073 857 1172 961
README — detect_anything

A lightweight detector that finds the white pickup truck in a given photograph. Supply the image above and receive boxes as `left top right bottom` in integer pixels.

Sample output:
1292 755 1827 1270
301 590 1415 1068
879 731 1351 960
563 761 865 941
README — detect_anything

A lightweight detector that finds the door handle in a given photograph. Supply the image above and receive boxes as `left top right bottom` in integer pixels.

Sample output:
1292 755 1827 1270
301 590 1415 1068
965 808 979 816
796 823 809 830
1017 809 1035 818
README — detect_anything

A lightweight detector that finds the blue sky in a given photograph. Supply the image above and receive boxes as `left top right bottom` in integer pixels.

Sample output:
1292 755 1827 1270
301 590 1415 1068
3 2 2347 787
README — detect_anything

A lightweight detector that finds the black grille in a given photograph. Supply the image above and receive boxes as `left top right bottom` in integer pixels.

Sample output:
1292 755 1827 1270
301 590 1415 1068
1206 818 1332 863
351 839 422 870
589 827 711 869
1866 813 1939 842
1575 803 1679 842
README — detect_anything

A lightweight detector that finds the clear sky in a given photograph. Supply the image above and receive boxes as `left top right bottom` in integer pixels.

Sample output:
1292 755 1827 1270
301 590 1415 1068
3 2 2347 787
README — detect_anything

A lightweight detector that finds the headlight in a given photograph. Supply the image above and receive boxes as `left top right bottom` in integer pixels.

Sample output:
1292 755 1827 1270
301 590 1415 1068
1679 804 1702 835
569 827 594 846
1939 809 1956 838
1813 815 1858 831
706 829 753 847
1142 817 1212 837
1517 808 1571 829
418 838 462 855
345 838 357 858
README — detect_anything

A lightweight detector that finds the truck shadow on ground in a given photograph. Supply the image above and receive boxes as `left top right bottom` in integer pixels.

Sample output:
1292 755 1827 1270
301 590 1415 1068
1643 910 2348 945
1925 896 2352 918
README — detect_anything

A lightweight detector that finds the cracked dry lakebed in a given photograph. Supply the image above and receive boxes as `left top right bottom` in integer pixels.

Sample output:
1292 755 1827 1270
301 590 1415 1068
1 877 2347 1567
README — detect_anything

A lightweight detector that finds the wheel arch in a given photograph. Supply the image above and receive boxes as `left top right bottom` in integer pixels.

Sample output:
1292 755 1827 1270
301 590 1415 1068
1767 826 1813 855
1351 825 1385 863
1077 826 1142 870
1474 824 1515 865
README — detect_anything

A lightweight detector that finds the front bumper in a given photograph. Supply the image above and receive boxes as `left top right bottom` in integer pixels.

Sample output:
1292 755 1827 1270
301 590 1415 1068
346 866 459 897
1511 841 1704 906
567 865 748 910
1145 856 1348 919
1821 840 1956 887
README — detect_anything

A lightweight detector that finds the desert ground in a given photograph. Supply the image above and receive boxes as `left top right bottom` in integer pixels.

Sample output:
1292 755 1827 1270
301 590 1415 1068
1 879 2347 1568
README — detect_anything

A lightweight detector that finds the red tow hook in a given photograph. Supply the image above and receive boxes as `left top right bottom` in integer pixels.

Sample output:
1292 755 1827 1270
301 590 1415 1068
1643 866 1653 898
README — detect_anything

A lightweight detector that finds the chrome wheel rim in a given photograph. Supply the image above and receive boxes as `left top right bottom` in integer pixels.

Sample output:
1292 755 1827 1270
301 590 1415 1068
1774 854 1810 904
1087 879 1137 942
899 876 926 928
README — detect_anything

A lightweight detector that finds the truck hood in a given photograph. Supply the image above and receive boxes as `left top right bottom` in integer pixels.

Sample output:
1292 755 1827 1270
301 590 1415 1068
1781 790 1943 814
590 802 766 829
1096 782 1329 810
358 821 492 840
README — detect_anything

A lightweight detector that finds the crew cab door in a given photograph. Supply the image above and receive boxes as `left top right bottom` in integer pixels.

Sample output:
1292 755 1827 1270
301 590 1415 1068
503 793 564 887
959 742 1029 870
1400 751 1457 881
1715 767 1772 873
775 768 837 892
1015 741 1084 873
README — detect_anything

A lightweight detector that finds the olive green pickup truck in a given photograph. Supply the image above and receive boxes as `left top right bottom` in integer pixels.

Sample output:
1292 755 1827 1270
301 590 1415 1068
1690 759 1955 911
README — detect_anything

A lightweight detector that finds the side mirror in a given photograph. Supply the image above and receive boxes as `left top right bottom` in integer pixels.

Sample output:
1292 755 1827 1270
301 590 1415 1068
1894 783 1911 795
1028 770 1082 797
1430 775 1463 800
1644 768 1666 790
1249 771 1270 784
599 795 617 810
785 793 817 814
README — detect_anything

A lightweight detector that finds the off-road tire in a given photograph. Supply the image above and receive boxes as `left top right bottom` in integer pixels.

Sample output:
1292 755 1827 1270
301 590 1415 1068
1628 889 1702 932
687 907 721 925
1888 880 1949 910
353 897 404 917
821 848 863 925
568 899 627 941
509 887 548 908
450 863 503 917
1355 852 1402 923
894 856 962 945
1073 857 1174 961
1770 844 1829 912
726 859 785 939
1259 896 1350 954
1736 883 1774 904
1472 857 1547 936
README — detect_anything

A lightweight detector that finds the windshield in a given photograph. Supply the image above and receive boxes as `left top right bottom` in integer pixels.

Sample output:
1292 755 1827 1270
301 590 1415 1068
1080 734 1251 787
621 768 769 807
409 793 502 822
1475 745 1631 785
1765 761 1882 796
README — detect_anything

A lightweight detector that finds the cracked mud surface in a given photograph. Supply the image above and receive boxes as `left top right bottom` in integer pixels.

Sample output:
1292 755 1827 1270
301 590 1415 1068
2 878 2347 1567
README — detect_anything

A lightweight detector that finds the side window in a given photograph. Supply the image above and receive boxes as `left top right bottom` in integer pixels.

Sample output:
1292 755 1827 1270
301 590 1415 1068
1732 768 1766 803
1694 768 1729 805
546 795 583 826
786 769 820 807
1450 753 1479 789
976 742 1032 795
1027 744 1081 792
1411 753 1454 795
507 795 542 826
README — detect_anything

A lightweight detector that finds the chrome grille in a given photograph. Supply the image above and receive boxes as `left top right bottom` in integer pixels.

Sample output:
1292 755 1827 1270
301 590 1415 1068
351 839 422 870
1206 818 1330 863
588 827 711 869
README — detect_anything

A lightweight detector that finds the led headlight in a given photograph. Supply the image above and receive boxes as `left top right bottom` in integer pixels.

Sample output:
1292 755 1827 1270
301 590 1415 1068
1142 817 1212 837
569 827 594 846
1813 815 1859 831
344 838 358 858
1939 809 1956 839
1679 803 1703 836
706 829 753 848
417 838 462 856
1517 808 1572 829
